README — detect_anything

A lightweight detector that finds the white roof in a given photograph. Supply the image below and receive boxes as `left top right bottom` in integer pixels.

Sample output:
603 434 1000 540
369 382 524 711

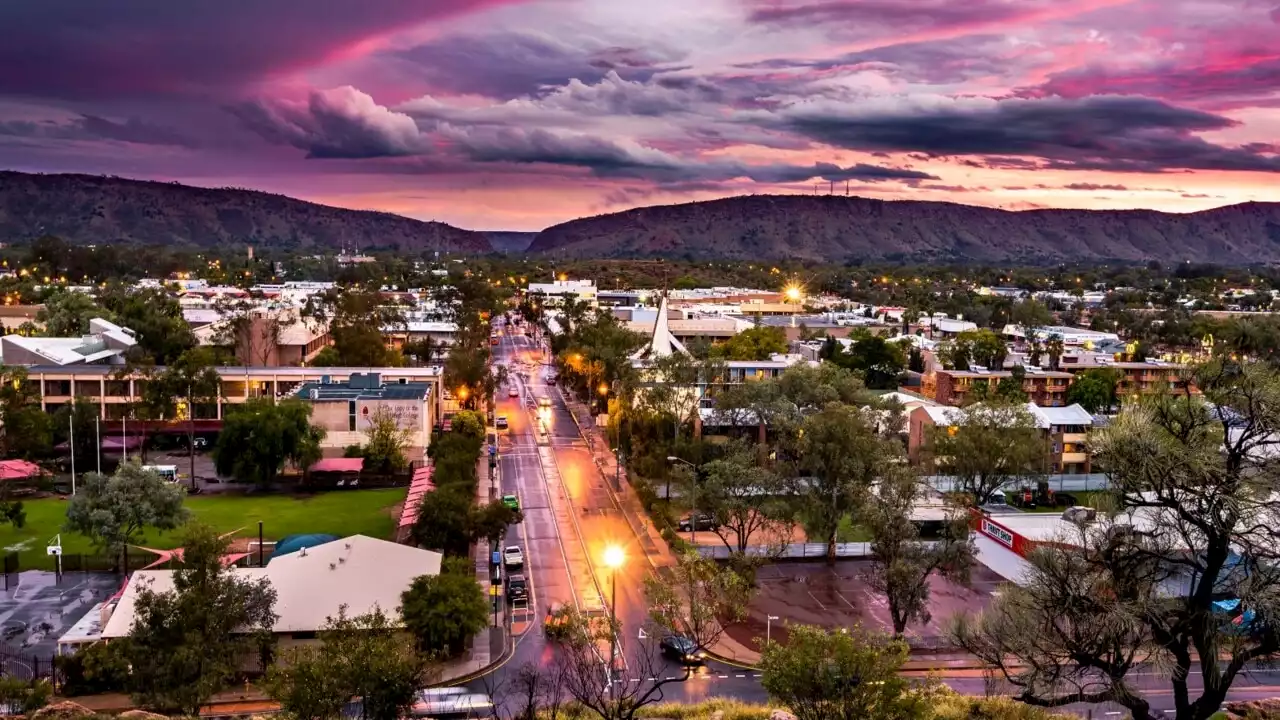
631 294 689 360
879 391 938 408
973 534 1034 585
1029 404 1093 427
102 535 442 638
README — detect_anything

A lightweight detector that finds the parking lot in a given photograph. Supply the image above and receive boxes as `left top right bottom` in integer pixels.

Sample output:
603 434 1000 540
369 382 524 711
725 560 1007 650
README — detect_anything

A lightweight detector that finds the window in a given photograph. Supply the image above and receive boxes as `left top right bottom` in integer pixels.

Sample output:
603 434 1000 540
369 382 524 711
348 400 357 431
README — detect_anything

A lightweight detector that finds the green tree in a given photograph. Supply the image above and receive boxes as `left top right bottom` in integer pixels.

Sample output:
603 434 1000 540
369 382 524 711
400 558 489 657
322 288 406 367
38 290 108 336
99 285 196 365
643 551 752 654
713 326 788 361
953 360 1280 720
1065 368 1119 414
692 442 792 555
863 467 974 637
53 397 100 476
759 624 931 720
214 398 325 488
794 402 885 564
127 524 277 715
450 409 486 441
411 487 474 556
0 365 51 460
266 606 428 720
64 463 189 563
361 406 409 475
928 402 1046 505
831 335 907 389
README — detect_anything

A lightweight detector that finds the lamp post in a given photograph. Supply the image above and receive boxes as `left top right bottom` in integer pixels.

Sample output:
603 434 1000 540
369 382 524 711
603 545 625 693
666 456 699 544
766 614 780 645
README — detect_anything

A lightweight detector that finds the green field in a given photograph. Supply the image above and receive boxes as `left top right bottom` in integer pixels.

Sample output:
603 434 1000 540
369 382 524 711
0 489 405 571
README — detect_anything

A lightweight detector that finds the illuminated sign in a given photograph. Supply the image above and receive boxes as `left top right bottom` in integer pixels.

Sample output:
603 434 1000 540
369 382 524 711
982 519 1014 548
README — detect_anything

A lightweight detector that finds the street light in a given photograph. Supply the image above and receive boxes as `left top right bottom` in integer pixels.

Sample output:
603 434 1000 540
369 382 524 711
666 456 702 544
766 614 780 645
665 455 694 502
603 545 625 691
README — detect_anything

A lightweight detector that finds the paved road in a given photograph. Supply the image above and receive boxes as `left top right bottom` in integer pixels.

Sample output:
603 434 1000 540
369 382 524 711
471 324 1280 718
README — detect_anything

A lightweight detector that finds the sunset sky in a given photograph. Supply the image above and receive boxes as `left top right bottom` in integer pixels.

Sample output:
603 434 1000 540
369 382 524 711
1 0 1278 230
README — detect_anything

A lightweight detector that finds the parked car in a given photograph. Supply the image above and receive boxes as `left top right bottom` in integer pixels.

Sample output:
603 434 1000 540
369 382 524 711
502 494 521 512
678 513 719 532
507 574 528 603
503 545 524 569
660 635 706 665
496 416 509 429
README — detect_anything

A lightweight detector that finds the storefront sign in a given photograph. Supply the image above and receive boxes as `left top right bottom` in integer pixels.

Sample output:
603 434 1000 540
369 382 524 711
982 518 1014 548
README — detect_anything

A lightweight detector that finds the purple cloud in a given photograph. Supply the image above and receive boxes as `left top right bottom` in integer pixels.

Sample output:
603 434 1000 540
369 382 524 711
232 87 425 158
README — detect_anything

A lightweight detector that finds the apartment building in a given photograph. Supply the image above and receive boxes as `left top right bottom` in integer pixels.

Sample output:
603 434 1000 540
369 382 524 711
25 365 443 434
1070 359 1196 398
192 307 331 366
923 367 1073 407
908 402 1094 474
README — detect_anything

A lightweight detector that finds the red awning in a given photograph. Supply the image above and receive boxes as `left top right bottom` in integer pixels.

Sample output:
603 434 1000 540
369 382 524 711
308 457 365 473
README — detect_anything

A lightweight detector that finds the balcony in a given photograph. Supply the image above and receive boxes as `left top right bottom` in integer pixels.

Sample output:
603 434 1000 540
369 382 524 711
1061 452 1088 464
1062 432 1088 444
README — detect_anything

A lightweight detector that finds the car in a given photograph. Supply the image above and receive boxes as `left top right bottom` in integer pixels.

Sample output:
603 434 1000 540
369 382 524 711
508 386 520 397
496 416 509 429
678 513 719 532
502 494 520 512
507 574 528 603
660 635 706 665
503 545 524 569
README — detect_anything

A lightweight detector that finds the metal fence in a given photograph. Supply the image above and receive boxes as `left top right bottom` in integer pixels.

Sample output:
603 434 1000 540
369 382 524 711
0 643 60 690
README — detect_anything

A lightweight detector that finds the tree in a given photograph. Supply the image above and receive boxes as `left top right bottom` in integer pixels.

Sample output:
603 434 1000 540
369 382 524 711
907 346 925 373
794 402 886 563
693 442 792 555
714 326 788 361
556 616 693 720
38 290 108 336
400 557 489 658
266 606 429 720
53 397 100 476
64 463 189 563
643 551 752 654
214 398 325 488
1012 299 1053 334
410 487 474 556
99 285 196 365
127 524 277 714
322 288 405 367
759 623 931 720
928 402 1047 505
361 406 409 475
830 335 907 390
0 365 51 460
1045 335 1065 371
159 347 222 488
863 468 974 637
1066 367 1119 414
952 360 1280 720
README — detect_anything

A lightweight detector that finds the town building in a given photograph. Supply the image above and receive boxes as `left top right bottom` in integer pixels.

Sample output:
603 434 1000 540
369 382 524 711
1001 324 1122 348
93 535 441 654
908 402 1094 474
527 279 597 307
922 367 1074 407
295 372 433 461
0 318 136 366
192 307 331 366
1070 359 1196 398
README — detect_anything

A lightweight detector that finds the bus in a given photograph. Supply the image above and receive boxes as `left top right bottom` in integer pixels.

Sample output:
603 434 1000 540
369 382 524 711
409 688 495 718
142 465 178 483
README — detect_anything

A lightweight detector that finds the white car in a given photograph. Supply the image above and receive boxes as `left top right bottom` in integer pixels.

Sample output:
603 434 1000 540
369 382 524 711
503 546 525 568
508 386 520 397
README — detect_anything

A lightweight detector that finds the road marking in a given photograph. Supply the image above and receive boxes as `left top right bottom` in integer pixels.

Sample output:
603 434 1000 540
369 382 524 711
717 674 728 679
735 674 745 678
1104 713 1123 716
835 591 857 611
807 591 828 611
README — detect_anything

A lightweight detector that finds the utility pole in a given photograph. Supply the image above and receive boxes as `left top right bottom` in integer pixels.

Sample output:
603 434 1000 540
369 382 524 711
69 413 76 495
95 416 101 475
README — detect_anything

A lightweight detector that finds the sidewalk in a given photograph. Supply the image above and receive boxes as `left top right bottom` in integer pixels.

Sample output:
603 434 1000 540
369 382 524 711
709 631 1000 673
559 391 676 570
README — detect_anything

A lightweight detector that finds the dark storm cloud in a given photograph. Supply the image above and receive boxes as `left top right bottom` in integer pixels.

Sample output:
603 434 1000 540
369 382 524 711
0 115 195 147
776 95 1280 173
392 32 685 100
0 0 520 99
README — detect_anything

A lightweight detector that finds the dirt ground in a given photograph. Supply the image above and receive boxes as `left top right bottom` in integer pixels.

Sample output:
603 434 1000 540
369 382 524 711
724 560 1008 651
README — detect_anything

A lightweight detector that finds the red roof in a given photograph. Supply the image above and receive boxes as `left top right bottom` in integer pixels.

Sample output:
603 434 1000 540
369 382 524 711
0 459 42 481
309 458 365 473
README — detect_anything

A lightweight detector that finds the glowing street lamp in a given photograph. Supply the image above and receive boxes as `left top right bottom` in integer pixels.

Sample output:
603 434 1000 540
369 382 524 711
603 545 625 690
783 283 803 303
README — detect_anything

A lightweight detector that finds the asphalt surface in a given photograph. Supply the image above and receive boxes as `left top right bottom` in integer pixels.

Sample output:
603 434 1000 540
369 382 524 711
470 325 1280 718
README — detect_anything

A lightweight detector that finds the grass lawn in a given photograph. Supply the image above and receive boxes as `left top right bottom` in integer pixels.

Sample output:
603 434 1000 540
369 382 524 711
0 488 405 571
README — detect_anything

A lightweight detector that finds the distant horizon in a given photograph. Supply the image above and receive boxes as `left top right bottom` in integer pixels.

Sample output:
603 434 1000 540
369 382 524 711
2 2 1278 231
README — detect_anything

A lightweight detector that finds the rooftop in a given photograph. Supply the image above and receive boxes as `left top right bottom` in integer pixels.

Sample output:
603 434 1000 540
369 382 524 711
296 373 431 402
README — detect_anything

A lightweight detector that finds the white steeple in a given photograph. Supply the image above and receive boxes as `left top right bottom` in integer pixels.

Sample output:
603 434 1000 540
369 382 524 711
631 293 688 361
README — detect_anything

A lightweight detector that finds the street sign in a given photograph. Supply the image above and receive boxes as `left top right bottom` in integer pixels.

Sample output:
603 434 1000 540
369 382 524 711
489 444 496 456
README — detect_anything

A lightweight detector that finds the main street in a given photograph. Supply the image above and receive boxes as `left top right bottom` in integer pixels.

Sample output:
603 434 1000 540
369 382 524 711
470 322 1280 718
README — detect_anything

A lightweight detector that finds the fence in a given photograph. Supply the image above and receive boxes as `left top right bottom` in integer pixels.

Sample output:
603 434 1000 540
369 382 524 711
0 643 60 691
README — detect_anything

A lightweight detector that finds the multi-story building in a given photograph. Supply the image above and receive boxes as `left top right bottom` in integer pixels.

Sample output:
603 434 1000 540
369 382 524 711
192 307 331 366
923 367 1073 407
908 402 1094 474
296 372 433 461
0 318 136 366
1069 359 1196 398
527 279 597 308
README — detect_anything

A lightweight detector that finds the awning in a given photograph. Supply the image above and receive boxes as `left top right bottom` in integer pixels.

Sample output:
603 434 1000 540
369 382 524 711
309 458 365 473
973 533 1034 586
0 459 42 481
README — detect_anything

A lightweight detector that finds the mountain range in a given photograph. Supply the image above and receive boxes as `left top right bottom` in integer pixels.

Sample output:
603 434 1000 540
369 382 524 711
3 171 1280 264
529 195 1280 264
0 171 489 253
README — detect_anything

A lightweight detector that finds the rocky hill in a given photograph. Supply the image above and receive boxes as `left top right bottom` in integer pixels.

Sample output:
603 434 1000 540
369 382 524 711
528 195 1280 264
0 171 491 253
